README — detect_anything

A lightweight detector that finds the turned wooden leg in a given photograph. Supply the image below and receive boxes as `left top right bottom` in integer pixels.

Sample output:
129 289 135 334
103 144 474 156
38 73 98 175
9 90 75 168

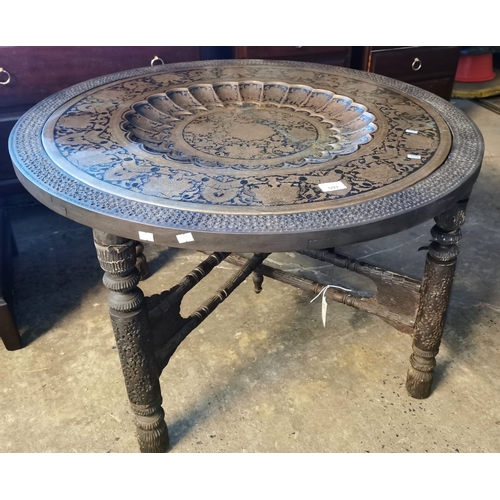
252 271 264 294
406 199 468 398
93 230 169 452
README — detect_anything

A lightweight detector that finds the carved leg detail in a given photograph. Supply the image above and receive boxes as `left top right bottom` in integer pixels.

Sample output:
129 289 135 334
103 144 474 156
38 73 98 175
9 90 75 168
93 230 169 452
406 199 468 399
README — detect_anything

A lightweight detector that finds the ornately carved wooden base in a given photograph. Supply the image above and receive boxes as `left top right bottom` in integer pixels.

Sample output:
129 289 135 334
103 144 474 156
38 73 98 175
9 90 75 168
91 198 470 451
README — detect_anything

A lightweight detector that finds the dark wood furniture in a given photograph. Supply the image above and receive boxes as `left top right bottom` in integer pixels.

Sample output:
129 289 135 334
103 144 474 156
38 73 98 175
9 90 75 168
0 208 21 350
351 46 461 100
9 60 484 452
0 46 201 195
233 46 352 67
232 46 461 101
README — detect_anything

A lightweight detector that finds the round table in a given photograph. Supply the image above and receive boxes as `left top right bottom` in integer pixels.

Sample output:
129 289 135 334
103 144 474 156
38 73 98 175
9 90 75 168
9 60 484 452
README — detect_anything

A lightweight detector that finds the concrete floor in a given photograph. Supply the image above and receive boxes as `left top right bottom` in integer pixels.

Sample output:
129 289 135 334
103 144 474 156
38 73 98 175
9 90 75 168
1 99 500 453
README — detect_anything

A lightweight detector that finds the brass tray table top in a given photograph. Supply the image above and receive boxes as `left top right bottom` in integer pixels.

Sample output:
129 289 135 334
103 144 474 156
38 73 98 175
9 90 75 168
8 60 485 453
9 60 482 251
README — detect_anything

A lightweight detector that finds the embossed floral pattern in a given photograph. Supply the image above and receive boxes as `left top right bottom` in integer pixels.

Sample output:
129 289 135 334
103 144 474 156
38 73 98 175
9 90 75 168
41 63 452 213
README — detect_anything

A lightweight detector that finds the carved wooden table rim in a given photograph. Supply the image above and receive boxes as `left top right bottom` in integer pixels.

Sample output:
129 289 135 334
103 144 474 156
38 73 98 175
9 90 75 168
8 60 484 452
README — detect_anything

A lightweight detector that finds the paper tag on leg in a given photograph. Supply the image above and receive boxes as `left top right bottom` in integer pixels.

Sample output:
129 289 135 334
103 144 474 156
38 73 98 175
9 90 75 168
310 284 354 328
322 295 328 327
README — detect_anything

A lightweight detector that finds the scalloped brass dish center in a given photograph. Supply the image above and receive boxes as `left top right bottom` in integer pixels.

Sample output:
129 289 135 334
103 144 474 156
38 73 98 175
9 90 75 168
122 81 378 168
182 107 320 160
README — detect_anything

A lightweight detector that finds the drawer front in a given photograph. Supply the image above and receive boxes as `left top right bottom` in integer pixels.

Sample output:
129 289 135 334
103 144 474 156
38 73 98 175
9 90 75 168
234 46 352 66
369 46 460 83
0 46 200 110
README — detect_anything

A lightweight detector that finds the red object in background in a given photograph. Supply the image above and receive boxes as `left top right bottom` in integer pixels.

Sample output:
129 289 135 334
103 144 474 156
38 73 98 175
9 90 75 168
455 53 496 83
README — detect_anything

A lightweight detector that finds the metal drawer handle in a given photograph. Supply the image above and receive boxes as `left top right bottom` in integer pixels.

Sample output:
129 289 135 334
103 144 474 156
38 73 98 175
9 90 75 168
151 56 164 66
412 58 422 71
0 67 11 85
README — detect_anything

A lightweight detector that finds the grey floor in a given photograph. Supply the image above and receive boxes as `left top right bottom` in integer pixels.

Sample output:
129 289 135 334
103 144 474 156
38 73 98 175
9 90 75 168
1 99 499 453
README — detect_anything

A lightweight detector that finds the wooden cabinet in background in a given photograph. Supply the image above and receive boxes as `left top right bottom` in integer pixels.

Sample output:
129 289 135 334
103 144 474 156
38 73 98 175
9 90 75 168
0 46 201 196
0 46 201 111
233 46 352 67
233 46 460 100
351 46 461 101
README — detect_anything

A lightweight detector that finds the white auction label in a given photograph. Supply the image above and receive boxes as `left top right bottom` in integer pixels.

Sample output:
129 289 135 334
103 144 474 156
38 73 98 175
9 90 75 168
318 181 347 192
176 232 195 244
407 154 422 160
321 294 328 327
138 231 154 242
